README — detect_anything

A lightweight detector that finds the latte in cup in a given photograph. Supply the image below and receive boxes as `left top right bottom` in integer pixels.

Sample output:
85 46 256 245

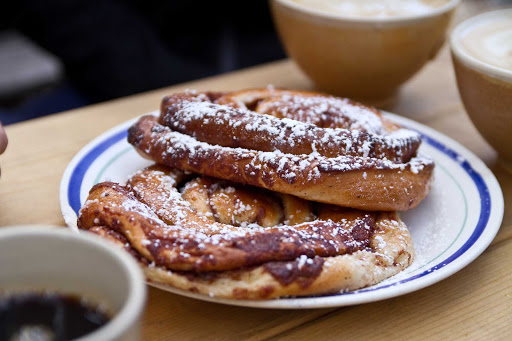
290 0 450 18
451 9 512 170
459 14 512 70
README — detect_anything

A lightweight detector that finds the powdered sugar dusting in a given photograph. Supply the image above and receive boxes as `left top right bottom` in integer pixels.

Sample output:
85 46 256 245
166 99 421 163
145 124 432 184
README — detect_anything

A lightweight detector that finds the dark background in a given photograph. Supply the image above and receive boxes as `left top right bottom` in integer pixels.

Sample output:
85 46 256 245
0 1 285 124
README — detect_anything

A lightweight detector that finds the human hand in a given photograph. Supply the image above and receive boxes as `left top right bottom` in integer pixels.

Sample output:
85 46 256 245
0 122 7 155
0 122 8 176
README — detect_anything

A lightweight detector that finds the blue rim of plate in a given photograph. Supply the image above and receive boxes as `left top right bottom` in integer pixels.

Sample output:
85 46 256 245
347 132 490 294
61 114 502 306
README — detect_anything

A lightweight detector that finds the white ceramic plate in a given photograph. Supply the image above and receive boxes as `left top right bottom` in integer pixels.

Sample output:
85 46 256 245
60 111 504 309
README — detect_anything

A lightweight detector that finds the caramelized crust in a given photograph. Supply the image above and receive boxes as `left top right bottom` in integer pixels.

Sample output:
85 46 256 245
79 166 372 272
79 165 414 299
160 90 420 163
129 115 433 211
129 88 434 211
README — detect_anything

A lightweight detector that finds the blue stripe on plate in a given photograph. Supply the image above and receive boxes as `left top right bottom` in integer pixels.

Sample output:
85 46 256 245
344 133 491 294
68 129 128 214
66 129 491 294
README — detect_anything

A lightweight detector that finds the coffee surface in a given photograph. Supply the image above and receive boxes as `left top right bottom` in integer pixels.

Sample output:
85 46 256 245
290 0 449 17
0 292 111 341
460 13 512 71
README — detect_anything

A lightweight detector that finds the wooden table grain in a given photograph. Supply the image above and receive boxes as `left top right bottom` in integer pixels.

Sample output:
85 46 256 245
1 2 511 340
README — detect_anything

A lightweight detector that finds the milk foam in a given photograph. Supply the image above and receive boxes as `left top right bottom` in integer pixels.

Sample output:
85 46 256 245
460 14 512 70
291 0 448 18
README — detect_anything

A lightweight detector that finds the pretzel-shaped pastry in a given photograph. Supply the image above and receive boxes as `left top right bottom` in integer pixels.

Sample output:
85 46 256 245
128 88 434 211
79 165 414 299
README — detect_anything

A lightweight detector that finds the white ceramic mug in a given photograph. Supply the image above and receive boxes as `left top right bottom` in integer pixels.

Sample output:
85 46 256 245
0 226 146 341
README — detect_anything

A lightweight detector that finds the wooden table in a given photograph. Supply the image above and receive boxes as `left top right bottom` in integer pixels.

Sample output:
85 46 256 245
2 2 511 340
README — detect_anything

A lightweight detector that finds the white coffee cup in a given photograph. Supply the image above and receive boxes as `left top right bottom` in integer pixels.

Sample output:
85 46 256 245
0 226 146 341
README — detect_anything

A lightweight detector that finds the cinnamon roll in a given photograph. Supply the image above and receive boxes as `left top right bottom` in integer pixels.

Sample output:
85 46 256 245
128 88 434 211
79 165 414 299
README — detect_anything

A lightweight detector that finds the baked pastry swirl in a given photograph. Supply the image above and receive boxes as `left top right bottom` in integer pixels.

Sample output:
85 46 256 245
79 165 414 299
128 88 434 211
